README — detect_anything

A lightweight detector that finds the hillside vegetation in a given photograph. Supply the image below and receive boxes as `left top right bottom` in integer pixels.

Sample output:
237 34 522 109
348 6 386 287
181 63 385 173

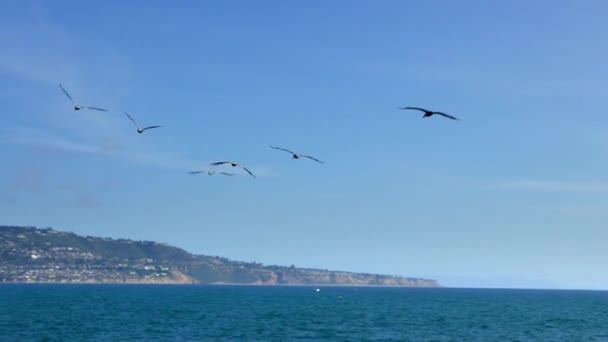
0 226 439 287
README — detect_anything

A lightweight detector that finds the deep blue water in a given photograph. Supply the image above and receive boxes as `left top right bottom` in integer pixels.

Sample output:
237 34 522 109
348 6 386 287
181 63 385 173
1 285 608 341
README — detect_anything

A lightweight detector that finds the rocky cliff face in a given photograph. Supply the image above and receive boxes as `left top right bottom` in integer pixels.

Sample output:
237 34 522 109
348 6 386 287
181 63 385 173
0 226 439 287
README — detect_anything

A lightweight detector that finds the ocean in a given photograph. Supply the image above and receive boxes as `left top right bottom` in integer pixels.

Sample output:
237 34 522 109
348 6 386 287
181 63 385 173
1 285 607 341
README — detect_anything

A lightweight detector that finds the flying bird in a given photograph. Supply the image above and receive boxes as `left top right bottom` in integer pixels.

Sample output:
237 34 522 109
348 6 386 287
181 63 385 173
58 84 108 111
123 112 162 134
210 161 256 178
399 107 459 120
188 170 234 176
270 146 324 164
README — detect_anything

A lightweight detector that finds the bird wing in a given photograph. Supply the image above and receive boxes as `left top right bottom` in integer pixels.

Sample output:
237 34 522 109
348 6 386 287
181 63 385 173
87 107 108 112
59 84 74 104
123 112 139 127
400 107 428 113
220 172 235 176
302 155 324 164
210 161 230 166
270 146 295 155
141 126 162 131
241 166 256 178
188 171 205 174
433 112 459 120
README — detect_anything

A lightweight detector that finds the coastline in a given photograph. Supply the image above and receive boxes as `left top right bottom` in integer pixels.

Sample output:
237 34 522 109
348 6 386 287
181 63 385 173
0 281 440 287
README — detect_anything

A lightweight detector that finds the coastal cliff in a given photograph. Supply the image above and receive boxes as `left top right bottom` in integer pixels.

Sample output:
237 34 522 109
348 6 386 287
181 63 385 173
0 226 439 287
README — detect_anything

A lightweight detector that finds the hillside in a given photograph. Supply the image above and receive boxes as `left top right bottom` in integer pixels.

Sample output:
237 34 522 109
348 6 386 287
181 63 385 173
0 226 439 287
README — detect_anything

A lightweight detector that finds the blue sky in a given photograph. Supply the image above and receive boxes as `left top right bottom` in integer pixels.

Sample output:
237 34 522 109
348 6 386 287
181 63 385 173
1 1 608 289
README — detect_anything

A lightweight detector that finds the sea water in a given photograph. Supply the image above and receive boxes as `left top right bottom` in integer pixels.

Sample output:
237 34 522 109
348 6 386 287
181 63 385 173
1 285 607 341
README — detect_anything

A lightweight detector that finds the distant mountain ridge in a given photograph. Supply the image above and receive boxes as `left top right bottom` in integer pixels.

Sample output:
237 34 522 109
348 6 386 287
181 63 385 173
0 226 439 287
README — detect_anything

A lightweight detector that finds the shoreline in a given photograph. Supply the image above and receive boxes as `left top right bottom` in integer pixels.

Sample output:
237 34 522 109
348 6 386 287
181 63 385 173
0 281 440 288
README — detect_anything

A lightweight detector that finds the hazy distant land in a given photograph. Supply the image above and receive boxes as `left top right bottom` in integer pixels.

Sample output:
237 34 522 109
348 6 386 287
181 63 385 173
0 226 439 287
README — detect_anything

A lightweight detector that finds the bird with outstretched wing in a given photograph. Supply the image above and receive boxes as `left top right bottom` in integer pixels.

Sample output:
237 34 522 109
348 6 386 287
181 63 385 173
59 84 108 111
399 106 459 120
270 146 324 164
124 112 162 134
209 161 255 178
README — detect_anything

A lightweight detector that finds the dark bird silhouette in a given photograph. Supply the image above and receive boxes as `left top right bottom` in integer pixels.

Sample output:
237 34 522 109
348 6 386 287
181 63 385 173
59 84 108 111
270 146 324 164
210 161 256 178
188 170 234 176
124 112 162 134
399 107 459 120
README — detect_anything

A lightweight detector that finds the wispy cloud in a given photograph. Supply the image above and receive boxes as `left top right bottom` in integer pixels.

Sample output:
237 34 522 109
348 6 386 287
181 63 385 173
5 167 103 209
500 180 608 192
0 125 232 173
75 194 103 209
521 203 608 215
112 149 205 171
2 126 101 154
0 5 275 179
348 58 607 99
0 4 134 134
0 4 81 87
12 168 46 191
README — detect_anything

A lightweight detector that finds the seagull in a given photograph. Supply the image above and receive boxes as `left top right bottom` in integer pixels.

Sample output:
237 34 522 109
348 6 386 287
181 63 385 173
59 84 108 111
399 107 459 120
209 161 256 178
270 146 324 164
188 170 234 176
123 112 162 134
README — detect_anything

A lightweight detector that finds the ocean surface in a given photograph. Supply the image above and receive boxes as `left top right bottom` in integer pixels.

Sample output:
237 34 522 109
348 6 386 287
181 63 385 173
1 285 607 341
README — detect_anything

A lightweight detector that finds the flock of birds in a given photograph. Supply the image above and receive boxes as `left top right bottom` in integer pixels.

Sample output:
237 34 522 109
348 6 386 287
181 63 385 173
58 84 460 178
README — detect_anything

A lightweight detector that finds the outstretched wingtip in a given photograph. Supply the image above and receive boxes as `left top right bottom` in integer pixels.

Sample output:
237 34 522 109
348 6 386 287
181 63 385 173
242 166 256 178
270 146 295 154
87 107 108 112
59 84 74 103
434 112 459 121
303 155 324 164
